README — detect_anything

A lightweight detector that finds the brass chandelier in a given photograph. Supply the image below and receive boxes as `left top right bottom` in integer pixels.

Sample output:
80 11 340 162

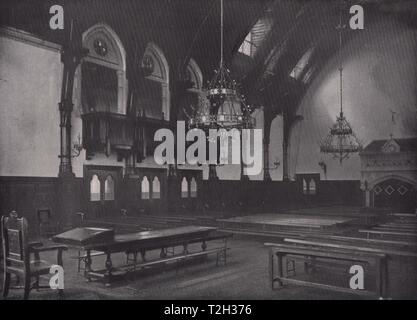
187 0 255 130
319 4 362 163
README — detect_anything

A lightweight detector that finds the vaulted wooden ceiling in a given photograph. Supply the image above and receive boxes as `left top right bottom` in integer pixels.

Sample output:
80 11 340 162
237 0 417 120
1 0 416 120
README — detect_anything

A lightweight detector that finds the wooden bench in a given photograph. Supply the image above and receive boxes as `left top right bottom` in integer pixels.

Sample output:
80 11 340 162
124 232 232 271
284 237 417 258
388 220 417 225
359 229 417 239
379 224 417 230
389 213 417 218
298 234 417 248
265 242 388 299
371 226 417 233
123 247 230 275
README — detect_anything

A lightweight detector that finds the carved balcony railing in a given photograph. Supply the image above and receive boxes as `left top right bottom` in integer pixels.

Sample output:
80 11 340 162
82 112 134 160
81 111 171 162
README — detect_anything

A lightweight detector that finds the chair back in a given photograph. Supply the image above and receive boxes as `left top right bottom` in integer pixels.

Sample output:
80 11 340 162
37 208 52 225
1 213 29 270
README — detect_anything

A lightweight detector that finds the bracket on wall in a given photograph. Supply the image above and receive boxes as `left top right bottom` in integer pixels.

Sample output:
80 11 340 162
71 134 83 158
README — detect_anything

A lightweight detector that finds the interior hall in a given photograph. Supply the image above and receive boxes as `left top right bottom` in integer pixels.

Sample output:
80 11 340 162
0 0 416 300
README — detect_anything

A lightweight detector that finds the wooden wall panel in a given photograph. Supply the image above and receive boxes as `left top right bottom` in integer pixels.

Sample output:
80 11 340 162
0 177 59 235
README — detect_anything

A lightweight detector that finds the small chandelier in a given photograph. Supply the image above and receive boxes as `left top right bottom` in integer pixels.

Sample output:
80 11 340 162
187 0 255 130
319 3 362 163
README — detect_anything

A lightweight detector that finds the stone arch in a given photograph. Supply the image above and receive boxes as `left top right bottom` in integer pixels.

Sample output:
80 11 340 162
79 23 128 114
186 58 203 91
370 176 417 212
142 42 170 120
368 174 417 191
82 22 126 71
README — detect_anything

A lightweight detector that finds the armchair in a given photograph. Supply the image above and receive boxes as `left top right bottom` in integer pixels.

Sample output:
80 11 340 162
1 213 67 299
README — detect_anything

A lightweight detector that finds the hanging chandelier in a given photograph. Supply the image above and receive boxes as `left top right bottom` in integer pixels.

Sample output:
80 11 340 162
319 3 362 163
187 0 255 130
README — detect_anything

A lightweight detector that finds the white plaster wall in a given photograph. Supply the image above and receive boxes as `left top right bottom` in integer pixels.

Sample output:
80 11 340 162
213 108 264 180
269 17 417 180
0 34 62 177
72 64 128 177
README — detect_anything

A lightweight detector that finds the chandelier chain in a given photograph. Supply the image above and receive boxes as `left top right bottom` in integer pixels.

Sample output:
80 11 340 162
220 0 224 68
319 0 363 163
337 1 344 115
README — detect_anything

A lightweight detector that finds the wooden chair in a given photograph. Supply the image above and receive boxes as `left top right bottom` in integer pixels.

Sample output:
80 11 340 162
37 208 61 238
1 213 67 300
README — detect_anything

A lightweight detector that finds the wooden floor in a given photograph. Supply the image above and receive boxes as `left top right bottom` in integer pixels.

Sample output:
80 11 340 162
1 206 416 300
1 235 416 300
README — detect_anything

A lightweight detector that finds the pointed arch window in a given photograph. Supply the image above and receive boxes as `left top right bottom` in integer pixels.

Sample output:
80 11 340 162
181 177 189 198
90 175 101 201
238 31 253 56
141 176 150 199
289 47 314 80
104 175 115 200
302 179 308 195
80 23 127 115
309 179 316 195
179 58 204 124
190 177 197 198
238 11 273 58
152 176 161 199
186 59 203 91
133 43 170 120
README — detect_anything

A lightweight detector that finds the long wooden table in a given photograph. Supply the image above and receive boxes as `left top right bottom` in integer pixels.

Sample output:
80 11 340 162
53 226 218 285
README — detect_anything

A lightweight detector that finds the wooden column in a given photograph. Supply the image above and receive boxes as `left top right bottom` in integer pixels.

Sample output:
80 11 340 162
263 109 273 181
57 24 88 228
209 164 219 180
282 108 303 182
58 35 87 176
240 129 249 181
166 79 192 212
282 110 290 182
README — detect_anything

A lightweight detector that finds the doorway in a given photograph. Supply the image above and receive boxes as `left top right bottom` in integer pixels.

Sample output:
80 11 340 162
373 179 416 213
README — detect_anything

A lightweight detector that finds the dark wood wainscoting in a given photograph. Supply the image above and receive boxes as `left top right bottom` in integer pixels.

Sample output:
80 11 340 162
83 165 124 219
123 168 203 215
124 167 168 215
0 177 60 236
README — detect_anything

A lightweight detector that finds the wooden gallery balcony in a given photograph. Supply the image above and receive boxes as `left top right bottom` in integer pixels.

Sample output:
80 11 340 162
81 111 171 162
82 112 134 160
